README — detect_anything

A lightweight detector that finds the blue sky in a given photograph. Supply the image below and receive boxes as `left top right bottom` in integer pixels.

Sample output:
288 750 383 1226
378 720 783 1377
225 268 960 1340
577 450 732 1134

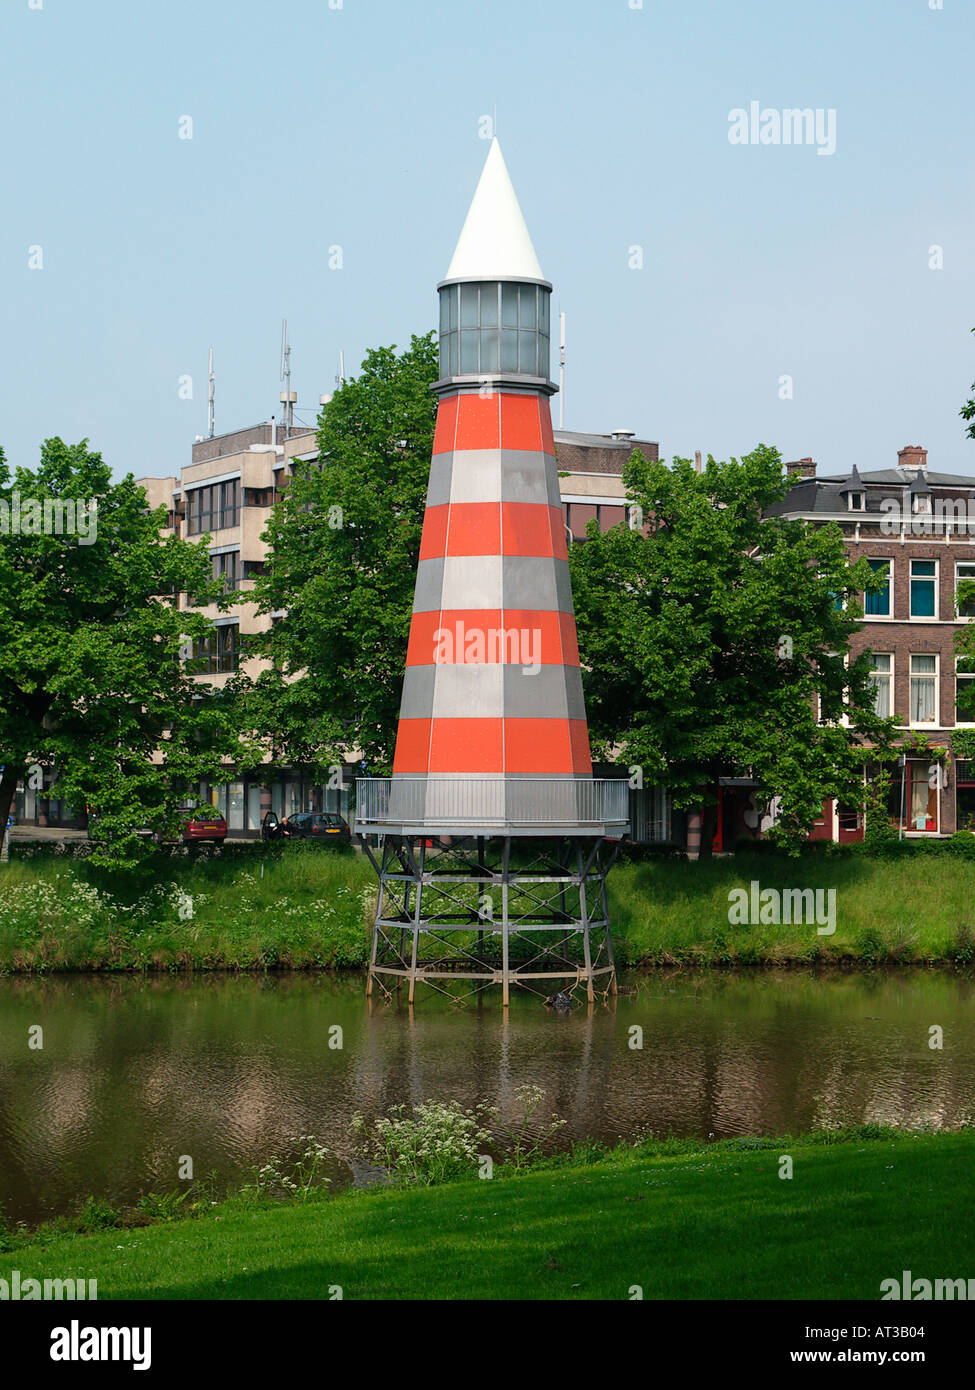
2 0 973 481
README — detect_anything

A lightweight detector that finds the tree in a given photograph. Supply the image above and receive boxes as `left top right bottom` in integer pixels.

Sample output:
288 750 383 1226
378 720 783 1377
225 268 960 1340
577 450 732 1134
0 438 250 863
961 327 975 441
252 334 438 772
568 445 895 855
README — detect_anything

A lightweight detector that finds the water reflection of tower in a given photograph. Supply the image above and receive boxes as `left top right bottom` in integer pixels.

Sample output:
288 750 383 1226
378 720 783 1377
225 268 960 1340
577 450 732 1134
351 998 620 1147
356 140 628 1006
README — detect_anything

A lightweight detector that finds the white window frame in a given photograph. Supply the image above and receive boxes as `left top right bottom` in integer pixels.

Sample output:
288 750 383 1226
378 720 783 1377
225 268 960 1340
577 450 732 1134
908 652 939 728
863 557 893 620
909 558 939 621
848 491 865 512
955 656 975 728
868 652 893 720
955 560 975 623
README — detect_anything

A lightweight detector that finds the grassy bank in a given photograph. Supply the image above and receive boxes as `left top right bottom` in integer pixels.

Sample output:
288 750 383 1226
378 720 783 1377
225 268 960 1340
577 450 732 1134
4 1127 972 1299
0 844 375 971
2 842 975 971
611 850 975 966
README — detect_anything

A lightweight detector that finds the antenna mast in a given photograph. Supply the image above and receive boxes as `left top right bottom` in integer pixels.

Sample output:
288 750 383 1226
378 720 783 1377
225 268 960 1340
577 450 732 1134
279 318 296 438
207 347 215 439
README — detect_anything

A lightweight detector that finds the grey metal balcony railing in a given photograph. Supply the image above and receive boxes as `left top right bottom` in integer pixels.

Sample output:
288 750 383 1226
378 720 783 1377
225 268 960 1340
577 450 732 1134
354 777 630 837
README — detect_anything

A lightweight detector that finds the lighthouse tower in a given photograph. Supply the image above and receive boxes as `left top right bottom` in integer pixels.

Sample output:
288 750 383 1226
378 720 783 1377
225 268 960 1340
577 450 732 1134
356 140 628 1006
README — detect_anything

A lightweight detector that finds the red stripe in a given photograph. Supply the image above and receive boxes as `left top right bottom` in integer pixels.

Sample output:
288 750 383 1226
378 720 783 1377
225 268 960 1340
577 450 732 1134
502 503 563 557
455 393 502 451
417 505 449 561
432 393 556 455
393 718 592 775
500 394 544 452
418 502 566 560
429 719 504 774
406 609 580 667
539 398 555 455
505 718 590 775
432 395 458 455
392 718 433 774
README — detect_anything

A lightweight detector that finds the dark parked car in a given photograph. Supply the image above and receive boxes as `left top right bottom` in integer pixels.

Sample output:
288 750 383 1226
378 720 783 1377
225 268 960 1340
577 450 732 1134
262 811 351 844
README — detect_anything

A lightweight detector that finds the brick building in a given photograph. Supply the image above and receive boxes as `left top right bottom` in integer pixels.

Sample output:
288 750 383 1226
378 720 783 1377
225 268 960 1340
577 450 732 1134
769 444 975 839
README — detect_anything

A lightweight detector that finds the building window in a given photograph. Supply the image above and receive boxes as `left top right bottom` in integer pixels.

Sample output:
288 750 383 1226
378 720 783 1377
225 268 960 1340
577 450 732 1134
956 761 975 832
187 479 241 535
864 558 891 617
956 657 975 725
869 653 892 718
956 561 975 618
190 623 240 675
887 759 939 834
907 759 938 831
848 491 864 511
909 653 938 725
909 560 937 619
913 491 932 515
212 551 240 593
244 487 273 507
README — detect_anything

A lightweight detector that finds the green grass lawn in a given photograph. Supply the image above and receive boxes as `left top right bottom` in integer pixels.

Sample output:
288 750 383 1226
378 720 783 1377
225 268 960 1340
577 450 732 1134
8 1129 973 1299
3 842 975 970
609 851 975 965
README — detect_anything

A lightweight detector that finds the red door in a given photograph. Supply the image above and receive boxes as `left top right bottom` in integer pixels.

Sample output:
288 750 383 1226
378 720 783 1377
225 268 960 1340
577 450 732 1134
808 799 832 841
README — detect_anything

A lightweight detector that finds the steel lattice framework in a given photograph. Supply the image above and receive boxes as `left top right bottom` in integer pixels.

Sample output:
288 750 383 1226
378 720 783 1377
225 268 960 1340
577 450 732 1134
360 834 621 1006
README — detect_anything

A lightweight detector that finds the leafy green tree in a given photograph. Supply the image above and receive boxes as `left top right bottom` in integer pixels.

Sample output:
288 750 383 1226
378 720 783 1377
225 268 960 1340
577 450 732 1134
0 438 250 863
568 445 895 855
960 327 975 441
252 334 438 772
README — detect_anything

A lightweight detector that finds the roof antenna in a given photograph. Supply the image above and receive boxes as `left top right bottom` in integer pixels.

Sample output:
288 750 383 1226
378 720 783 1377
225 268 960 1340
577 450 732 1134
336 351 345 387
279 318 296 438
207 347 215 439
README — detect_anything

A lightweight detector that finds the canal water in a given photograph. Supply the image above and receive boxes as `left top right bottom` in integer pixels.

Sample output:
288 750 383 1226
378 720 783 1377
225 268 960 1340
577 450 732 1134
1 968 973 1224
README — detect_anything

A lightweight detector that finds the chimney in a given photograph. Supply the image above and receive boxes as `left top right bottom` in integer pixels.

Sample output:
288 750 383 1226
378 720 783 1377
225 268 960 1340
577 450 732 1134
897 445 927 472
785 457 816 481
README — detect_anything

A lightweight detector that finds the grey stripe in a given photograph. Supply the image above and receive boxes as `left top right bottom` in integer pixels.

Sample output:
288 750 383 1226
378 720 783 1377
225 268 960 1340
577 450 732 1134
412 557 445 613
443 450 503 504
502 557 574 613
399 665 436 720
426 456 451 508
502 664 563 718
500 450 559 505
542 454 563 508
413 556 506 614
430 449 561 507
431 662 504 718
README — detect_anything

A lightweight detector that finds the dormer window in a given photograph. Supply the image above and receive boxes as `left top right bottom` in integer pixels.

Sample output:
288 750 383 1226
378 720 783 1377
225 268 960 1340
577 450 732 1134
848 491 864 511
913 492 932 515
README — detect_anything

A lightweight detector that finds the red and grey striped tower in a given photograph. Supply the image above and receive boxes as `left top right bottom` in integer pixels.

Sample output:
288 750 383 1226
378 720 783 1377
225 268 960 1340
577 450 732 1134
356 140 628 1006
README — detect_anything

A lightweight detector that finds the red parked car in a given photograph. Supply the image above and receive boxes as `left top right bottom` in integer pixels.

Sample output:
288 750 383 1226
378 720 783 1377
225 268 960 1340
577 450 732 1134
180 808 228 843
151 807 228 844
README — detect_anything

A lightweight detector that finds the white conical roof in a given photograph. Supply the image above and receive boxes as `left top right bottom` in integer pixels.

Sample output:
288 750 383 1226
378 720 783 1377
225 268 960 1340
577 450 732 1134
444 138 544 281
